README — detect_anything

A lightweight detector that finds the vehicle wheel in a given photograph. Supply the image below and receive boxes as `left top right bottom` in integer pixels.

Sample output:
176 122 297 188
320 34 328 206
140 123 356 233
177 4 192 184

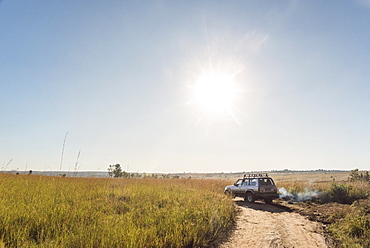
245 192 255 203
264 198 272 204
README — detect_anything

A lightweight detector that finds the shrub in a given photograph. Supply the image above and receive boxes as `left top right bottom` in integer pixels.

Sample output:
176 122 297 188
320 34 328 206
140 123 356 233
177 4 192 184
328 183 353 204
349 169 370 182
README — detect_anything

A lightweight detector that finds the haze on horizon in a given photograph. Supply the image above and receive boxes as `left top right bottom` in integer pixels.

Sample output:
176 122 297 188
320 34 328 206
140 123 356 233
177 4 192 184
1 1 370 173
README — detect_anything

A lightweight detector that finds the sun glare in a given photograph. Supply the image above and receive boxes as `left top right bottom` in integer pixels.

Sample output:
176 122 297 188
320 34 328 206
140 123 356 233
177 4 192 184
194 73 236 113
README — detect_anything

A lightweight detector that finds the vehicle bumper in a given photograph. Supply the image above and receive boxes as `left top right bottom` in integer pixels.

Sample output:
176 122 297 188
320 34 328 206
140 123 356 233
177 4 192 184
254 193 279 199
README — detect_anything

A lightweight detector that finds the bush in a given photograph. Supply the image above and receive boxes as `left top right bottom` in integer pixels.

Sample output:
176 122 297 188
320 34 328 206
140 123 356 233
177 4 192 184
349 169 370 182
329 183 353 204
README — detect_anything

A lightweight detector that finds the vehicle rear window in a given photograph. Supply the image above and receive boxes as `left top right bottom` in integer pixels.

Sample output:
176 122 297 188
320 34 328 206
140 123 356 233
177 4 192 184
259 178 274 185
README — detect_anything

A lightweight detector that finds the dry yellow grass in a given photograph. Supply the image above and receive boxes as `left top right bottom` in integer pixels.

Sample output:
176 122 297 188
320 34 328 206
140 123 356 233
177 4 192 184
0 173 235 248
271 171 350 183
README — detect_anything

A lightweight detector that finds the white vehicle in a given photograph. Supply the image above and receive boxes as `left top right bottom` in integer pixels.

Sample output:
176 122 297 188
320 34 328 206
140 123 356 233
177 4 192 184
224 174 279 204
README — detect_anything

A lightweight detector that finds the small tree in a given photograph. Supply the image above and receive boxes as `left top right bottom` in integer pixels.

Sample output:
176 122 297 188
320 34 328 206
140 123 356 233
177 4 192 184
108 164 123 178
349 169 370 182
122 170 130 178
349 169 360 182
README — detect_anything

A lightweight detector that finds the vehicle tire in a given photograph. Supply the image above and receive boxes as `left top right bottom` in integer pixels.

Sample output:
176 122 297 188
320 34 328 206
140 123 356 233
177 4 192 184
245 192 255 203
264 198 272 204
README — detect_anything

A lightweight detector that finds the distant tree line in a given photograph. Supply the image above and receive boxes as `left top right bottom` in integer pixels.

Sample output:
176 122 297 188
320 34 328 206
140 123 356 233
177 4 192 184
107 164 179 179
270 169 346 173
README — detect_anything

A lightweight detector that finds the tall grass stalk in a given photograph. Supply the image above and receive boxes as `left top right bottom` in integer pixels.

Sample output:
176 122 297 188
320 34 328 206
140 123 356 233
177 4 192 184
59 132 69 172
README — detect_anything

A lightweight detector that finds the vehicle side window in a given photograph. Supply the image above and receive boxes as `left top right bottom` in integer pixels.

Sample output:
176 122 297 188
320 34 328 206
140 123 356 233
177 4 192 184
267 179 274 185
241 181 248 186
235 179 243 186
249 179 257 186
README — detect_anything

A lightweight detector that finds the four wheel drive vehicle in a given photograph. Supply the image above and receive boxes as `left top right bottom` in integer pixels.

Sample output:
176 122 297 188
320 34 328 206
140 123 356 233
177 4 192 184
224 174 279 204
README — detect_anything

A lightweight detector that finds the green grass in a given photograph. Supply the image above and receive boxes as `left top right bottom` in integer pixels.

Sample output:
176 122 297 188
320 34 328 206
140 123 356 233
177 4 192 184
328 199 370 248
0 173 235 248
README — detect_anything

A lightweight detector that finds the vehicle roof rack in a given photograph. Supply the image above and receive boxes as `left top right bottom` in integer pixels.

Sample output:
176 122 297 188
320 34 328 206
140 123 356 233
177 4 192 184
243 173 269 179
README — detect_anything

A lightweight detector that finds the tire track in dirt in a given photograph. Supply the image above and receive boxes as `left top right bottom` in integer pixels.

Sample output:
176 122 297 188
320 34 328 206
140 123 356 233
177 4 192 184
220 198 328 248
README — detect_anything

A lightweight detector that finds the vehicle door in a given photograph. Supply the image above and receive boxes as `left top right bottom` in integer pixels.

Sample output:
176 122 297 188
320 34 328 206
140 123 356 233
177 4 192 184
248 178 258 193
232 179 244 196
239 180 248 195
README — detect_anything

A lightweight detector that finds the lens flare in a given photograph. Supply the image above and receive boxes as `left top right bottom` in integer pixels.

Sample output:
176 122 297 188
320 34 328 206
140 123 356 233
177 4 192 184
194 73 236 113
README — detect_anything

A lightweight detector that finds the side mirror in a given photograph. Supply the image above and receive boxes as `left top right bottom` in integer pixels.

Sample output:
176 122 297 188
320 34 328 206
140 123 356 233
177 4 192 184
234 183 238 186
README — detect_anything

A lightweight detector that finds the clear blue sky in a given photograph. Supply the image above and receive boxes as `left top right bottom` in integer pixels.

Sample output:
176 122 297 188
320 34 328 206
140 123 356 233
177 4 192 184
1 0 370 172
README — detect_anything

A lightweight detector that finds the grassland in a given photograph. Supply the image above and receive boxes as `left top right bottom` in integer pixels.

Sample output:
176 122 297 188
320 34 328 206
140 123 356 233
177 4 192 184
272 171 370 248
0 173 235 248
2 170 369 247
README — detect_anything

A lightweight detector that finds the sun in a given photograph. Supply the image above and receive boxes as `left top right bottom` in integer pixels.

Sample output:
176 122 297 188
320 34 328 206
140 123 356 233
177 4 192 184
194 73 236 113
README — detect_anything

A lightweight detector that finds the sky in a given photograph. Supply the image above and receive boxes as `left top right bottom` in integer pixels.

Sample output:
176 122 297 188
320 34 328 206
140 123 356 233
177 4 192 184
1 0 370 173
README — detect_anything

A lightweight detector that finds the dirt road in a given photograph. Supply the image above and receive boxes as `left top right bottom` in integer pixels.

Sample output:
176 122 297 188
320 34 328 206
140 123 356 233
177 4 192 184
220 198 328 248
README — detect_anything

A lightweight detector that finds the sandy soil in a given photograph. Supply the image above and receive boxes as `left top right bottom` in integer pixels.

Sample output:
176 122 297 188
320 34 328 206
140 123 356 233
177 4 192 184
219 198 329 248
